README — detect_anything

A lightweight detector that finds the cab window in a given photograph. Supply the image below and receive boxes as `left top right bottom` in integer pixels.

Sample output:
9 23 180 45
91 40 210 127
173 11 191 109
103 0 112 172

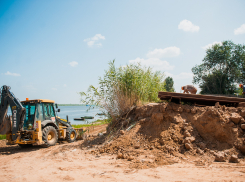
44 103 55 118
22 103 36 130
35 103 44 121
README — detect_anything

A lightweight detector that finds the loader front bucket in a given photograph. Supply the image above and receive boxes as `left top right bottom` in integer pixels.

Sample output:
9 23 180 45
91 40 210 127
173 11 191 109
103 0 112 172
74 128 87 140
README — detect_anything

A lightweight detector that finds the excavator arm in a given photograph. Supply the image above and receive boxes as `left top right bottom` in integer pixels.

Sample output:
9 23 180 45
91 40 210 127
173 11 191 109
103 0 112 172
0 85 26 141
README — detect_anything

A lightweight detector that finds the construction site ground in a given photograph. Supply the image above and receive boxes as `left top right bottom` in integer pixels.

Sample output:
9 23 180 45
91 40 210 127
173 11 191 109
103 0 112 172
1 102 245 182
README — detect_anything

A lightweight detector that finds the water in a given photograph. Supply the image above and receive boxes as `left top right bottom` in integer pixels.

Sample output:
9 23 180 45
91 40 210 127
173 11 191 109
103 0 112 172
7 106 106 125
57 106 106 125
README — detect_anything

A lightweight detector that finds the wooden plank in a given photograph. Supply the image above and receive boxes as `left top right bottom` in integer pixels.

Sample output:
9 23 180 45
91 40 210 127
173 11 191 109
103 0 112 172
158 92 245 106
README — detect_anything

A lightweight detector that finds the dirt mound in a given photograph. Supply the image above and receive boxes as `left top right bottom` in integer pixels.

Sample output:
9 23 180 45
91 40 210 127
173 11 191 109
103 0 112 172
89 102 245 168
0 139 8 147
0 139 17 148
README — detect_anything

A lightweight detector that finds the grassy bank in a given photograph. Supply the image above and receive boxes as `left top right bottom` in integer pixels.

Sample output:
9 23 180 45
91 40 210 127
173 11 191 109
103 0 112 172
0 135 6 140
72 119 110 128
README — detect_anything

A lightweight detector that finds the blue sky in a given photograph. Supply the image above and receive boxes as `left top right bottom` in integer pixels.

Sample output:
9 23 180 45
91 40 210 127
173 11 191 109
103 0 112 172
0 0 245 104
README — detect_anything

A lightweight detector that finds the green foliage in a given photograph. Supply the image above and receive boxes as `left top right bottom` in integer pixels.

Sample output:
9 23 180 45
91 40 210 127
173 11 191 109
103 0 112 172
235 87 243 96
192 40 245 94
80 60 166 120
0 134 6 140
164 76 175 92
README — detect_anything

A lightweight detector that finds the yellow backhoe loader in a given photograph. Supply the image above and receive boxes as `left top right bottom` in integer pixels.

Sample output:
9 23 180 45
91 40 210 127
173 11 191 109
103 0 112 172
0 85 84 147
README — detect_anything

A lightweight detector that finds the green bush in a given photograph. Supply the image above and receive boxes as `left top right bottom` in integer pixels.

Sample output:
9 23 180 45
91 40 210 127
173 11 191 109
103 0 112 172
0 135 6 140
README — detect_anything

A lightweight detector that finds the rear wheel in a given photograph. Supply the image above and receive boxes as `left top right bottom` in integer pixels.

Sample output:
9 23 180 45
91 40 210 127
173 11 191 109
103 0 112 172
66 129 76 143
42 126 58 147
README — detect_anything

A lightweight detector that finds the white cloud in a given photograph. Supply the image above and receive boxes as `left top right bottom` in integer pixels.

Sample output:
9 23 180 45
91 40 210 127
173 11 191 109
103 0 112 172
5 71 20 76
129 57 174 71
175 72 193 80
69 61 78 67
178 20 200 32
84 34 105 47
52 88 57 91
63 84 67 87
234 24 245 35
202 41 222 50
147 47 180 58
165 72 193 80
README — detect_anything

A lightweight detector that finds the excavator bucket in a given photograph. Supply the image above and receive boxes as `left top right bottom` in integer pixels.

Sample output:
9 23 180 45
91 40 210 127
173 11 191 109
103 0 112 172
0 86 12 135
0 85 26 140
0 113 12 135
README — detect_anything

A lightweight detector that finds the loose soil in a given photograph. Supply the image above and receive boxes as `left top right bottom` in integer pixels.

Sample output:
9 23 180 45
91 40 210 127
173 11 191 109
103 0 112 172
0 102 245 181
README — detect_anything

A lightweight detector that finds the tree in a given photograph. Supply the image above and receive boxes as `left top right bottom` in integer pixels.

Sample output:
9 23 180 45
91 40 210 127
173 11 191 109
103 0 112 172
164 76 175 92
192 40 245 95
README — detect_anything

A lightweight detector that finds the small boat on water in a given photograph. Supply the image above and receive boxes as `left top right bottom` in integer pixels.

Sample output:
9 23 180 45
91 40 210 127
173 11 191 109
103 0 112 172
74 116 94 120
74 117 85 121
83 116 94 119
97 113 105 115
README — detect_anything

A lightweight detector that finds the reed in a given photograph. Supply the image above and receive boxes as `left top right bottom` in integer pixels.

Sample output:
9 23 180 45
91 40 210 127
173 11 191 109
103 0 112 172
80 60 166 124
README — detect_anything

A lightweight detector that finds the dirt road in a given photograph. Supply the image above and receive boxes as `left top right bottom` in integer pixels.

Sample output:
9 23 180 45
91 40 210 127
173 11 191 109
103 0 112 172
0 124 245 182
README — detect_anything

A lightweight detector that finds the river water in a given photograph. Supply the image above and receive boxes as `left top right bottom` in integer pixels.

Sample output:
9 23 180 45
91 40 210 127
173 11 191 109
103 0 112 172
57 106 106 125
7 106 106 125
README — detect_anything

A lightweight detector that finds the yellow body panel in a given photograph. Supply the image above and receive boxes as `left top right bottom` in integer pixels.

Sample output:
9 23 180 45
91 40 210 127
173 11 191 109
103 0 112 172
57 117 68 123
6 120 43 145
58 129 66 139
35 120 43 144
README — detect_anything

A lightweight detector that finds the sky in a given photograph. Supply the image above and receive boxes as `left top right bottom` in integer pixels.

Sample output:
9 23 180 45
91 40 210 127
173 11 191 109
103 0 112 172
0 0 245 104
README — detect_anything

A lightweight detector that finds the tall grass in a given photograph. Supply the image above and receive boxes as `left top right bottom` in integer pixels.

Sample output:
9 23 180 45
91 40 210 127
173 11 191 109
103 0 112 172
80 60 166 124
116 64 165 102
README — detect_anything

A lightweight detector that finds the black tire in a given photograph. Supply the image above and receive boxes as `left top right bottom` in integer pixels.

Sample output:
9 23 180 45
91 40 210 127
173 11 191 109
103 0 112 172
66 129 76 143
42 126 58 147
18 144 33 148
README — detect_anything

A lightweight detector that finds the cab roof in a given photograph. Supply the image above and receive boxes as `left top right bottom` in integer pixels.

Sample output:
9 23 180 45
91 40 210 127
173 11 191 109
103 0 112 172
21 99 55 103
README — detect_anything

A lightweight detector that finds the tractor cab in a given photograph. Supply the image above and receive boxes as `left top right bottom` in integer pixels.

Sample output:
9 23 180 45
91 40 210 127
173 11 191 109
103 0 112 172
21 99 59 130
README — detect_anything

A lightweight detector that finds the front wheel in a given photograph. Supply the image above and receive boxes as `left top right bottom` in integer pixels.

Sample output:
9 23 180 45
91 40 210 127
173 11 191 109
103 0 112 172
66 129 76 143
42 126 58 147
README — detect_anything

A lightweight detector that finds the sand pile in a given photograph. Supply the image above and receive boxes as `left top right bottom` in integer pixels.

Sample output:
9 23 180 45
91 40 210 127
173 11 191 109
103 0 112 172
88 102 245 168
0 139 8 147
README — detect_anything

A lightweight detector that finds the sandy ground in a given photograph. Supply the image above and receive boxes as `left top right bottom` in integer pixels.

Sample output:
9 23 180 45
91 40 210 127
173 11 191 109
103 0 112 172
0 124 245 182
